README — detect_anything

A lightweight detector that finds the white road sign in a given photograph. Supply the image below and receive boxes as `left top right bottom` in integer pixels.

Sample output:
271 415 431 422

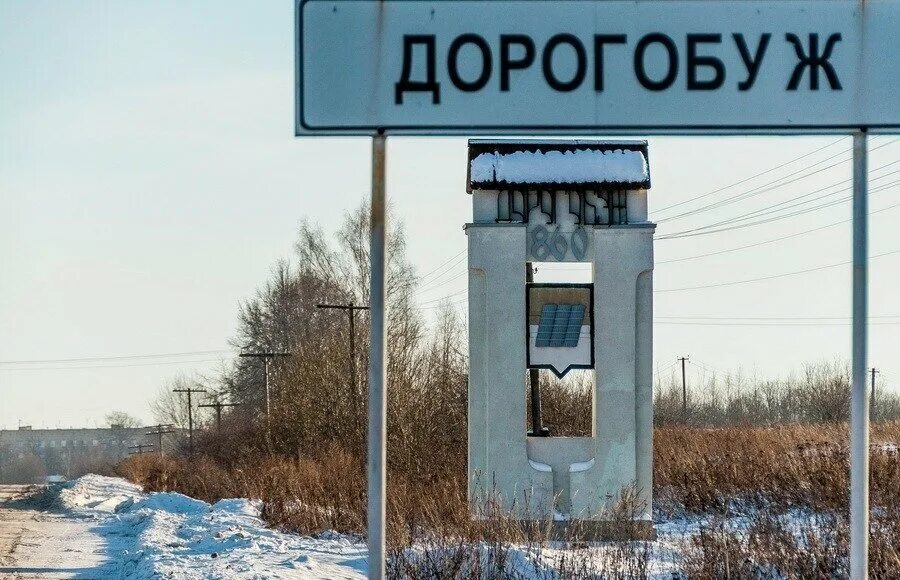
296 0 899 135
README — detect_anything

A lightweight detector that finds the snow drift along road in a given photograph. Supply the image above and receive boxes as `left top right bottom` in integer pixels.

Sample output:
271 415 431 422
57 474 367 579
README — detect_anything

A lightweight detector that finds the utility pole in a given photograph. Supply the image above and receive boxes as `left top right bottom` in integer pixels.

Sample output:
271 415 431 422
198 399 241 432
145 424 176 456
128 443 155 456
239 351 291 440
870 367 879 419
525 263 548 436
172 387 205 456
317 302 369 436
678 356 690 419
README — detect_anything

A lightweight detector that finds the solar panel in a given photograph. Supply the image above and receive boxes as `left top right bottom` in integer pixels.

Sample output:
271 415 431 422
535 303 585 347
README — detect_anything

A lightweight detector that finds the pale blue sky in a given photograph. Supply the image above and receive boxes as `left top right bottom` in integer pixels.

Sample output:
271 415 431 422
2 1 898 427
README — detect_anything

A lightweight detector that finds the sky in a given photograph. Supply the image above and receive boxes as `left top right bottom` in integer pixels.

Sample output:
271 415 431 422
1 1 899 428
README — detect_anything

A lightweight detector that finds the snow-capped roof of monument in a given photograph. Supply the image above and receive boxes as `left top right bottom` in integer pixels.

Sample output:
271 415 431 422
467 139 650 192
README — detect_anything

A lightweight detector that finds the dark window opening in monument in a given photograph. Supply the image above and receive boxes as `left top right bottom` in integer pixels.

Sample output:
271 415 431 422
526 370 593 437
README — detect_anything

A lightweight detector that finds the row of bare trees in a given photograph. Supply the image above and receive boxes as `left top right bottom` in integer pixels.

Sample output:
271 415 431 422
151 203 468 476
150 200 900 466
655 359 900 425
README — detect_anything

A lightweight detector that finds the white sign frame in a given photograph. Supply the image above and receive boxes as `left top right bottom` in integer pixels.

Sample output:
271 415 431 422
296 0 900 136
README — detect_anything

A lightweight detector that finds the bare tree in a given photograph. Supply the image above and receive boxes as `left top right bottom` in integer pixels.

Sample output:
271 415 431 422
103 411 142 429
218 201 425 454
151 376 206 429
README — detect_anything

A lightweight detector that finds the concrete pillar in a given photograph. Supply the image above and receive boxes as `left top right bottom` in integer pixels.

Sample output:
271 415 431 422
467 224 554 517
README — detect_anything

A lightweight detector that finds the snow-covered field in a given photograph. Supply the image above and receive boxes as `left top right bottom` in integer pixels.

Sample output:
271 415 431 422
55 474 368 579
45 475 707 578
53 474 842 578
44 474 697 578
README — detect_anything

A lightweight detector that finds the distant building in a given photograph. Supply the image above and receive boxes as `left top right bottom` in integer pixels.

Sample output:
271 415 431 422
0 426 161 482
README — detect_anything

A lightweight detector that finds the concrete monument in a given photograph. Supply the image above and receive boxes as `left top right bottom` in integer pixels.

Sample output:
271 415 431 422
465 139 654 536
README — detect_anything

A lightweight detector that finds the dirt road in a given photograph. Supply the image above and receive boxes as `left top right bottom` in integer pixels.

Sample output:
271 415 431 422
0 485 109 579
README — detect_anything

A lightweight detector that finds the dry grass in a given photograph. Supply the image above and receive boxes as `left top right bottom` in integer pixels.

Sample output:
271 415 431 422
655 421 900 514
119 420 900 577
659 422 900 578
682 508 900 578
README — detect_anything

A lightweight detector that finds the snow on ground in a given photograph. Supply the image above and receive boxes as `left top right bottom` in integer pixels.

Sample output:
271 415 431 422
56 474 367 579
59 473 144 513
61 475 835 578
54 475 698 578
45 473 900 578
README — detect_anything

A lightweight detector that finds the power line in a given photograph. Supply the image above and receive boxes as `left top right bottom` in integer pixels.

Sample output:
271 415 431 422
406 252 468 296
415 268 467 295
417 250 466 281
656 249 900 293
702 164 900 229
654 180 900 240
689 359 721 375
397 250 465 293
655 138 898 223
534 184 900 268
655 360 680 376
417 287 468 306
0 349 230 365
656 146 853 222
415 298 468 311
652 138 845 215
0 357 224 372
419 158 900 295
656 179 900 240
657 170 900 240
414 154 900 304
657 314 900 320
419 249 900 304
658 165 900 237
660 150 900 236
657 199 900 264
656 321 900 327
657 315 900 326
499 184 900 268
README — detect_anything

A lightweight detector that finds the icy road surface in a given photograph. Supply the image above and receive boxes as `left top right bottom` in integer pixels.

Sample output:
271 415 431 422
0 484 108 579
0 476 367 579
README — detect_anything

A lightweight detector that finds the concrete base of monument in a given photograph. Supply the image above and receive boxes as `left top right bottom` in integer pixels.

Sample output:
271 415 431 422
516 520 657 541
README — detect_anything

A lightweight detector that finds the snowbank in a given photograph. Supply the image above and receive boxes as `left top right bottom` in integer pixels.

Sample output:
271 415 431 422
56 475 704 578
57 474 367 579
59 473 144 514
129 491 209 515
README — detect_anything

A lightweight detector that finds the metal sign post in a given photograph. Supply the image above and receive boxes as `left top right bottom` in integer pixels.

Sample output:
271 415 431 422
850 130 868 578
367 133 387 580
